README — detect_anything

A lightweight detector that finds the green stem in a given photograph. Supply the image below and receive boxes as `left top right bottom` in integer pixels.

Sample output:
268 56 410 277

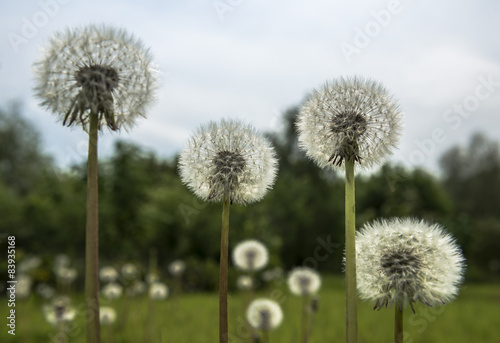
262 330 269 343
301 295 310 343
219 195 231 343
395 305 403 343
345 158 357 343
85 112 100 343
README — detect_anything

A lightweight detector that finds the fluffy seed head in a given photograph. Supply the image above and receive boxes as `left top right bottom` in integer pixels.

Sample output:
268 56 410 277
101 282 123 300
33 24 158 132
236 275 254 290
44 296 76 326
233 239 269 272
287 267 322 296
149 282 169 300
168 260 186 276
356 218 466 311
57 267 77 284
179 119 278 204
246 298 283 331
99 266 119 283
99 307 117 325
296 76 402 170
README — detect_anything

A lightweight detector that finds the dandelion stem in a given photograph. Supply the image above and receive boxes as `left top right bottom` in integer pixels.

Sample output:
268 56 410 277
301 295 310 343
85 112 100 343
395 306 403 343
262 330 269 343
345 157 357 343
219 195 231 343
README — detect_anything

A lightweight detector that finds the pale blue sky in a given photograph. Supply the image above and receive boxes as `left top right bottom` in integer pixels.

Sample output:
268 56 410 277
1 0 499 173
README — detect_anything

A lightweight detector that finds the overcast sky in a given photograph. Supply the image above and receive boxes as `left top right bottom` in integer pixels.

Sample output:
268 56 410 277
1 0 499 174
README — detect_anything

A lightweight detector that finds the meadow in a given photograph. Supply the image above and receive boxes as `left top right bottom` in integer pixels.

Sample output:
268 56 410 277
3 276 499 343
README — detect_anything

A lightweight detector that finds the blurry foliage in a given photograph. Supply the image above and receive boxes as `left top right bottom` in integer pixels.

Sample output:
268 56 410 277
1 104 499 291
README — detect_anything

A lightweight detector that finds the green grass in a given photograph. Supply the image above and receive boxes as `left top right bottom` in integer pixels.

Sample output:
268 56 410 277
3 276 499 342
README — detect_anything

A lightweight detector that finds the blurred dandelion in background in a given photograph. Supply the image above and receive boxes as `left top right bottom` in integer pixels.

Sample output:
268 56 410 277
246 298 283 343
356 217 465 343
287 267 322 343
99 307 117 325
101 282 123 300
236 275 253 291
121 263 139 281
168 259 186 276
149 282 169 301
233 240 269 272
99 266 119 283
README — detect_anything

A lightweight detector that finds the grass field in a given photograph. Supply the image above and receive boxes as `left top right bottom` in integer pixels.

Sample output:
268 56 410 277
3 276 499 343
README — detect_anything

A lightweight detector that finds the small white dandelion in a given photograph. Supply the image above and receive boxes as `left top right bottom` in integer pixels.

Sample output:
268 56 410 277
233 240 269 272
44 297 76 326
101 282 123 300
121 263 139 280
356 218 466 312
99 266 119 283
287 267 322 296
33 24 158 132
149 282 169 300
236 275 254 291
168 260 186 276
296 76 402 170
57 267 78 284
16 274 32 299
99 307 117 325
246 298 283 331
179 119 278 204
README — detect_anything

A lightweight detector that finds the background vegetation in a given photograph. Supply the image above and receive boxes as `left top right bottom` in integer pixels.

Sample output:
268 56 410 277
1 102 500 289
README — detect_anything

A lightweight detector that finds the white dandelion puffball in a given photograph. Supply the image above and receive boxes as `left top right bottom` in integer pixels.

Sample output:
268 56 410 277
287 267 322 296
121 263 139 280
168 260 186 276
101 282 123 300
99 266 119 283
149 282 169 300
179 119 278 204
44 297 76 326
246 298 283 331
34 24 158 132
99 307 117 325
236 275 254 290
57 267 78 283
356 218 465 311
297 76 402 170
233 240 269 272
16 274 32 299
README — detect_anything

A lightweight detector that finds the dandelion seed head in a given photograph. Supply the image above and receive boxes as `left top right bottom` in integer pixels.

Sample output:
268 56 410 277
236 275 253 290
44 296 76 326
287 267 322 296
99 307 117 325
121 263 139 280
168 260 186 276
246 298 283 331
101 282 123 300
296 76 402 170
33 24 158 132
99 266 119 283
233 240 269 272
149 282 169 300
179 119 278 204
356 218 466 311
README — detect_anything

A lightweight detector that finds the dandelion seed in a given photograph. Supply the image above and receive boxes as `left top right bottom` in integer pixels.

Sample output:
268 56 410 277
287 267 322 296
246 298 283 331
179 119 278 204
33 24 158 132
296 76 402 170
168 260 186 276
149 282 169 300
233 240 269 272
356 218 465 312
